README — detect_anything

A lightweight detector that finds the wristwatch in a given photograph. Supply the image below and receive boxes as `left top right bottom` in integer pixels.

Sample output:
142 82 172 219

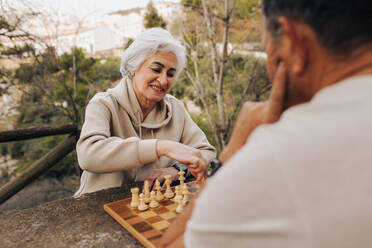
206 158 222 177
171 162 191 177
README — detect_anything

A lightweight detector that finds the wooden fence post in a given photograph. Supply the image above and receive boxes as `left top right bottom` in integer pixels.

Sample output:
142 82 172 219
0 134 77 205
0 124 77 143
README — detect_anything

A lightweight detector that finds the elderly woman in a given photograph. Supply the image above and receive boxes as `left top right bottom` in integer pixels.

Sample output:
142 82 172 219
74 28 216 197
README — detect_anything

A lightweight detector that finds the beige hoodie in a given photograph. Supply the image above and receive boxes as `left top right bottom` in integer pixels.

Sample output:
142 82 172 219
74 78 216 196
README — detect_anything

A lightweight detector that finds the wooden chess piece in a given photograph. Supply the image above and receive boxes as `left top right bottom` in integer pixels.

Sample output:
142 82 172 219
138 193 148 211
182 185 189 206
130 187 139 208
173 185 182 202
143 180 151 203
149 191 159 208
155 179 164 201
176 197 184 213
178 168 185 187
164 175 174 198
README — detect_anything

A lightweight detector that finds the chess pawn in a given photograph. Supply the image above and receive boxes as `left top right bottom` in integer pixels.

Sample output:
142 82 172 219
178 168 185 187
173 186 182 202
182 186 189 206
130 187 139 208
143 180 151 203
182 184 189 194
176 197 184 213
149 191 159 208
164 175 174 199
155 179 164 201
138 193 148 211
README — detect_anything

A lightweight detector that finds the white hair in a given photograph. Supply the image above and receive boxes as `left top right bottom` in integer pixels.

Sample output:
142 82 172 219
120 28 186 79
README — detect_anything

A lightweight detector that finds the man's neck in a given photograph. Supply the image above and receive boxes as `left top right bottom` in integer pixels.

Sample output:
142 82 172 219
317 45 372 91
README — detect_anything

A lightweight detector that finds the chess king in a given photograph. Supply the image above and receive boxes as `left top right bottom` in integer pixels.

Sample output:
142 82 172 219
74 28 216 197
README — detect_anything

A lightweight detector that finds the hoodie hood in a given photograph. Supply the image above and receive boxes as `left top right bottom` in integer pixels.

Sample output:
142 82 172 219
107 77 173 130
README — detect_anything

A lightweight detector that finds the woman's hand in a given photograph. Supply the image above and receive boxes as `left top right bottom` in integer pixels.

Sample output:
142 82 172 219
156 140 207 182
145 167 179 190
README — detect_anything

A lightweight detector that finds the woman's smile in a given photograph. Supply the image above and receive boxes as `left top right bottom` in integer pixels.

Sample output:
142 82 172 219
149 82 166 93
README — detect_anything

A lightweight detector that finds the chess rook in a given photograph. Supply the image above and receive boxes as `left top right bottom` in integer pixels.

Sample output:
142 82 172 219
130 187 139 208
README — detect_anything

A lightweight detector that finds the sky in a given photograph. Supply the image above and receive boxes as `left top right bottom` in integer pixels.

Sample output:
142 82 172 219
5 0 180 18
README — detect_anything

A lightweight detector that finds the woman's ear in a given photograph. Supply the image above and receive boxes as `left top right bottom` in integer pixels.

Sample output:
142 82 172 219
130 71 136 79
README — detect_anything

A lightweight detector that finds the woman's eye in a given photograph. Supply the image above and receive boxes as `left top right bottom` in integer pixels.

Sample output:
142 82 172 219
151 68 161 73
167 72 175 78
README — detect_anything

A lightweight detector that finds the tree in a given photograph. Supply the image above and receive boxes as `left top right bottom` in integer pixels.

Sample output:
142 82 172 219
2 47 121 179
176 0 270 152
144 1 167 29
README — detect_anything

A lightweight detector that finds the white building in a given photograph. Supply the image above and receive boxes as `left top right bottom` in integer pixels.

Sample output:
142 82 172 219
154 1 183 21
1 1 183 55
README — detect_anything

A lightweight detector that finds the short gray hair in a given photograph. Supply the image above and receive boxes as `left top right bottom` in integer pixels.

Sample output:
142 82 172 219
120 28 186 79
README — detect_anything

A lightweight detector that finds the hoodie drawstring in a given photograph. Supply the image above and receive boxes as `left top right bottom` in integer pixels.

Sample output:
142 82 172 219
137 112 155 139
139 115 142 139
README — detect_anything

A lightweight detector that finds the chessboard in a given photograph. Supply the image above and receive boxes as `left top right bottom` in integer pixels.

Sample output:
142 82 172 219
104 182 199 248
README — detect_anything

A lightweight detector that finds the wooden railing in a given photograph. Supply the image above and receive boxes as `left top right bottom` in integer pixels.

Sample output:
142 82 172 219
0 124 79 204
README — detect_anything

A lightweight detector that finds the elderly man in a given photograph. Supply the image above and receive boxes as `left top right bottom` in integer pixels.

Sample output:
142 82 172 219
160 0 372 247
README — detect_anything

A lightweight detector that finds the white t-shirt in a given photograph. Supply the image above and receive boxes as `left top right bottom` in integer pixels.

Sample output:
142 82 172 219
185 75 372 248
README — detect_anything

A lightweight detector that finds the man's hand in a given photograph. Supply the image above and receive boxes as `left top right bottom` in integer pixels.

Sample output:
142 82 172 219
158 190 201 248
156 140 207 182
219 62 287 163
145 167 179 190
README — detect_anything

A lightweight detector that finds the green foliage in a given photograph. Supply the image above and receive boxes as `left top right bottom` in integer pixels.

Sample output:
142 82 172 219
235 0 261 19
144 2 167 29
124 38 134 49
181 0 201 8
173 48 270 152
190 113 217 148
5 48 121 179
1 44 35 58
0 13 37 59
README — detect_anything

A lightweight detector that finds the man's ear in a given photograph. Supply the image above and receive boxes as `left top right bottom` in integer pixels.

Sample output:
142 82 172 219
278 17 308 75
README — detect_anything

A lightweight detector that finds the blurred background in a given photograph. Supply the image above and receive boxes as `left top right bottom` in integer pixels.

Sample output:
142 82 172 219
0 0 270 211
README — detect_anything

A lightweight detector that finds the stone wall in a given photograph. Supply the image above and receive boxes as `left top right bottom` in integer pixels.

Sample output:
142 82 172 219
0 183 144 248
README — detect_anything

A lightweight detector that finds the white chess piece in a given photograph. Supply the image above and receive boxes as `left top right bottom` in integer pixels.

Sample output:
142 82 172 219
138 193 148 211
143 180 151 203
130 187 139 208
173 185 182 202
164 175 174 198
182 186 189 206
149 191 159 208
178 168 185 187
176 197 184 213
155 179 164 201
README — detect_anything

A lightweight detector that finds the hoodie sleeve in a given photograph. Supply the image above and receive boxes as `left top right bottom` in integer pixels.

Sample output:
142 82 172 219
76 97 159 173
179 103 217 162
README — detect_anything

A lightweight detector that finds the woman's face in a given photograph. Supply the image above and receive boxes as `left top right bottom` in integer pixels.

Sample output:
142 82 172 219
132 51 177 106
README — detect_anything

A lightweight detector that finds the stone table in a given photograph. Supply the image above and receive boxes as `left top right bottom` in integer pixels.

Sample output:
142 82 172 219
0 182 145 248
